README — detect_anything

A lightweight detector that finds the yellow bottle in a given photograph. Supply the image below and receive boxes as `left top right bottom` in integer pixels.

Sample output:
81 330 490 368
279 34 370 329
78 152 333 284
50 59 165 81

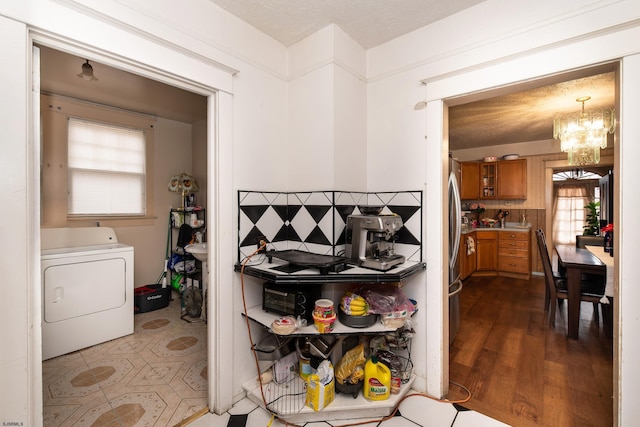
363 355 391 401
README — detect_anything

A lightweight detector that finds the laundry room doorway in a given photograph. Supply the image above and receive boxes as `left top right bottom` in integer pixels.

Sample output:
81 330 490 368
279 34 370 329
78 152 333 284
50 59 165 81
31 34 234 419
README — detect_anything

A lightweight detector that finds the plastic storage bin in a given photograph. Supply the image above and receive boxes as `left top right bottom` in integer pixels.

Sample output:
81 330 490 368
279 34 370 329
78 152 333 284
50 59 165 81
134 284 171 314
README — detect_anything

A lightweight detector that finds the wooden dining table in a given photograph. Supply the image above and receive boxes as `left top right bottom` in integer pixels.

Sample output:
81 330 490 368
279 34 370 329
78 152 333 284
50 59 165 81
554 244 606 338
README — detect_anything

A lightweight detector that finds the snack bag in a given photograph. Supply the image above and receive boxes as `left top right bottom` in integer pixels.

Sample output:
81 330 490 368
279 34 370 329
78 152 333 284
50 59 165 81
335 343 366 385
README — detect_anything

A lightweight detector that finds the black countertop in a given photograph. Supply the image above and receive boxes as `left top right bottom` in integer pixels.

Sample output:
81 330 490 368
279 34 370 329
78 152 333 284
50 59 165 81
234 257 425 284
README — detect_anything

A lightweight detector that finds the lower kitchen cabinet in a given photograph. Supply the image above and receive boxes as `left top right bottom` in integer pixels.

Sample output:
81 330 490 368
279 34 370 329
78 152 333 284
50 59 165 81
498 229 531 278
459 232 476 280
471 228 531 278
475 231 498 272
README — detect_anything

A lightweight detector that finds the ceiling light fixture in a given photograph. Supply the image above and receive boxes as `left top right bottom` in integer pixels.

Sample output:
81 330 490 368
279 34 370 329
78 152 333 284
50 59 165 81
77 59 98 82
553 96 615 165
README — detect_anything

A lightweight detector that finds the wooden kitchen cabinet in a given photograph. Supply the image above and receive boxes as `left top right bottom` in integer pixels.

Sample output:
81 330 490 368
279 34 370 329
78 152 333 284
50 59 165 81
460 162 480 200
479 162 497 199
461 159 527 200
475 231 498 272
498 229 531 279
459 232 477 280
497 159 527 199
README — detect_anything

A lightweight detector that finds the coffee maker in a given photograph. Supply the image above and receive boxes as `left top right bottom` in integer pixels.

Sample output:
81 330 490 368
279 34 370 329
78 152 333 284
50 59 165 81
345 214 405 271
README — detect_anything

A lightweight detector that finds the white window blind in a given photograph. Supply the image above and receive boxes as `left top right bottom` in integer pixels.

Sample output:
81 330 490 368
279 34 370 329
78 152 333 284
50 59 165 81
68 118 146 215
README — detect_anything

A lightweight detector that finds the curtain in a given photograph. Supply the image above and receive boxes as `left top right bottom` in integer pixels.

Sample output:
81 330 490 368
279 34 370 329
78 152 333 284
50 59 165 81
552 182 594 245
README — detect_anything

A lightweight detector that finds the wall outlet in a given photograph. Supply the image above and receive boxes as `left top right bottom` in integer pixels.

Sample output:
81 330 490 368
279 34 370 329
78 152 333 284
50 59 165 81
256 235 267 253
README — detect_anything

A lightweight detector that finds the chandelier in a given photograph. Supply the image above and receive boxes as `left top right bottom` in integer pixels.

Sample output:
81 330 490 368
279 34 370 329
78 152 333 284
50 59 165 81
553 96 615 165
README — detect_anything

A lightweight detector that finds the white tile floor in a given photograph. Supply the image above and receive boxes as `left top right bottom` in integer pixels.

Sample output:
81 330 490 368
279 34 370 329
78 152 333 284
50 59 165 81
188 393 511 427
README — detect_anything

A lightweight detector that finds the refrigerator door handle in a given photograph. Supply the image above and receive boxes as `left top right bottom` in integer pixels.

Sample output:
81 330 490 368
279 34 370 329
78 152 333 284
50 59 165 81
448 171 462 273
449 278 464 297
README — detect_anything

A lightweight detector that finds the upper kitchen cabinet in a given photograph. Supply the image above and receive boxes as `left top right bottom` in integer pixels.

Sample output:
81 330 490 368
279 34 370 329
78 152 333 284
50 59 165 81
480 162 496 199
496 159 527 199
460 162 480 199
461 159 527 200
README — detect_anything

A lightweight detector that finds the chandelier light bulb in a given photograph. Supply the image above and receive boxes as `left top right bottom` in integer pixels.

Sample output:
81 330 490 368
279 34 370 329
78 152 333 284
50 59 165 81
553 96 615 165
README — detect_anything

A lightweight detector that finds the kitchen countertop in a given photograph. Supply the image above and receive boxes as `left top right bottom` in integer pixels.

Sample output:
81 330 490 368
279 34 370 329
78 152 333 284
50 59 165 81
234 257 426 284
461 223 531 234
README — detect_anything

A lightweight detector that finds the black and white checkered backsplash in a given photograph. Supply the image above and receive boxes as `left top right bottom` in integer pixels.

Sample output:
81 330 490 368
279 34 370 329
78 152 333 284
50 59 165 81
238 190 422 262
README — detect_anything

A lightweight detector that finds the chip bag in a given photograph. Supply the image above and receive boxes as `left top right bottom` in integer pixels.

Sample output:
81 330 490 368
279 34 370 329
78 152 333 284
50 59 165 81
335 343 366 385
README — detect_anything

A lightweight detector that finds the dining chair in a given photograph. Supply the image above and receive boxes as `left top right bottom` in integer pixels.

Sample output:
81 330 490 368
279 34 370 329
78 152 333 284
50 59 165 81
535 229 605 328
576 235 605 248
575 234 608 283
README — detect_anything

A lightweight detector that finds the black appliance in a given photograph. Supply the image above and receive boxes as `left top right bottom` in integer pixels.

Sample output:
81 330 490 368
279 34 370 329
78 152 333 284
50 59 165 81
262 282 322 321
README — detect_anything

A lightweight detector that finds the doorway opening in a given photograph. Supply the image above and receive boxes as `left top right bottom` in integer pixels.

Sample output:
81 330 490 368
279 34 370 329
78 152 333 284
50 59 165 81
446 64 618 425
35 40 216 424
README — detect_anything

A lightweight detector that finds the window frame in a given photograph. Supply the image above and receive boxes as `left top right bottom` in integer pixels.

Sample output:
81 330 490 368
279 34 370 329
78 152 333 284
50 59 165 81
41 94 156 227
67 117 148 217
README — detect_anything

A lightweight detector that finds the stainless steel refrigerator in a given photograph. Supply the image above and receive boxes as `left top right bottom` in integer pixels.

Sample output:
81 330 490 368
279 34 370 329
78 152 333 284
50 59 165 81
448 157 463 346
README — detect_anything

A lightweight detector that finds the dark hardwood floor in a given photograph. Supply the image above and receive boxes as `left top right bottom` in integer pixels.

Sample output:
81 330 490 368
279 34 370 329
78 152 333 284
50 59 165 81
448 274 613 427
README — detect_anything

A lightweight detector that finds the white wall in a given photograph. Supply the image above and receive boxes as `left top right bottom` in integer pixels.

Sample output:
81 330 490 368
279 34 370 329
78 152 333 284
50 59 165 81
365 0 640 421
118 118 193 286
288 25 368 190
333 58 367 190
618 53 640 425
0 14 34 425
288 63 336 188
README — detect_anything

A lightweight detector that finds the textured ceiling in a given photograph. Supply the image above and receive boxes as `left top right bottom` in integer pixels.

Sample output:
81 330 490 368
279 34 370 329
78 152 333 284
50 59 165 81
207 0 486 48
449 66 617 150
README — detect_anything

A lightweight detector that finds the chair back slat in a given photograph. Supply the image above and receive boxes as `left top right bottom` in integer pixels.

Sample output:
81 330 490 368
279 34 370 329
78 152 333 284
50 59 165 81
535 229 558 301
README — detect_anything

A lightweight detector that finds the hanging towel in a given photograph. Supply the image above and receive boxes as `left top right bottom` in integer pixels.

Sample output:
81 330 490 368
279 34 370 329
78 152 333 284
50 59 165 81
466 236 475 255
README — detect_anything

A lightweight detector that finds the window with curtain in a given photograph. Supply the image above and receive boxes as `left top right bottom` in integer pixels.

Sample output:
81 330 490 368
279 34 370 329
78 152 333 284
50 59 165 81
68 118 146 215
552 181 598 245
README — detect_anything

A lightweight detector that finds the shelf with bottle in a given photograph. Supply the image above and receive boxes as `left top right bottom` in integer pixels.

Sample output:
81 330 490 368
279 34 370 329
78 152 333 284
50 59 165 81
171 207 205 229
240 321 416 423
168 207 206 322
243 305 403 337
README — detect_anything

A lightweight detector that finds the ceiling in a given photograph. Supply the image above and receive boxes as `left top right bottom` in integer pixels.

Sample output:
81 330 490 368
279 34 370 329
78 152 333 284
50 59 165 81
448 64 617 150
38 2 617 152
38 46 208 124
207 0 486 49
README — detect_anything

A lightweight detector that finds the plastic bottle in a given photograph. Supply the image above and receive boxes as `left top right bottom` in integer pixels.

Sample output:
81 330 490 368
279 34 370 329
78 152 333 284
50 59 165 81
363 355 391 401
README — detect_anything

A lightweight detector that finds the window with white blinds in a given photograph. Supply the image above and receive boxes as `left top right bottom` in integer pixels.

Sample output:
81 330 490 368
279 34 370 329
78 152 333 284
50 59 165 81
68 118 146 215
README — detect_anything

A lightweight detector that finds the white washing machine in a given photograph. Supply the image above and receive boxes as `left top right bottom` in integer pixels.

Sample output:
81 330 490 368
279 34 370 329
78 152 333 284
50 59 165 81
41 227 134 360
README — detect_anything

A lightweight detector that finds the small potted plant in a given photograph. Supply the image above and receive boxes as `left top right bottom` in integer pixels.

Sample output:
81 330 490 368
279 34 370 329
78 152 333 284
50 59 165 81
583 201 600 236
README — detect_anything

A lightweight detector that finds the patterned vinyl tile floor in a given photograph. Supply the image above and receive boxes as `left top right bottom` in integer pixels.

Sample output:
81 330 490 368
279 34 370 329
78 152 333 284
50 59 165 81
42 298 207 427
